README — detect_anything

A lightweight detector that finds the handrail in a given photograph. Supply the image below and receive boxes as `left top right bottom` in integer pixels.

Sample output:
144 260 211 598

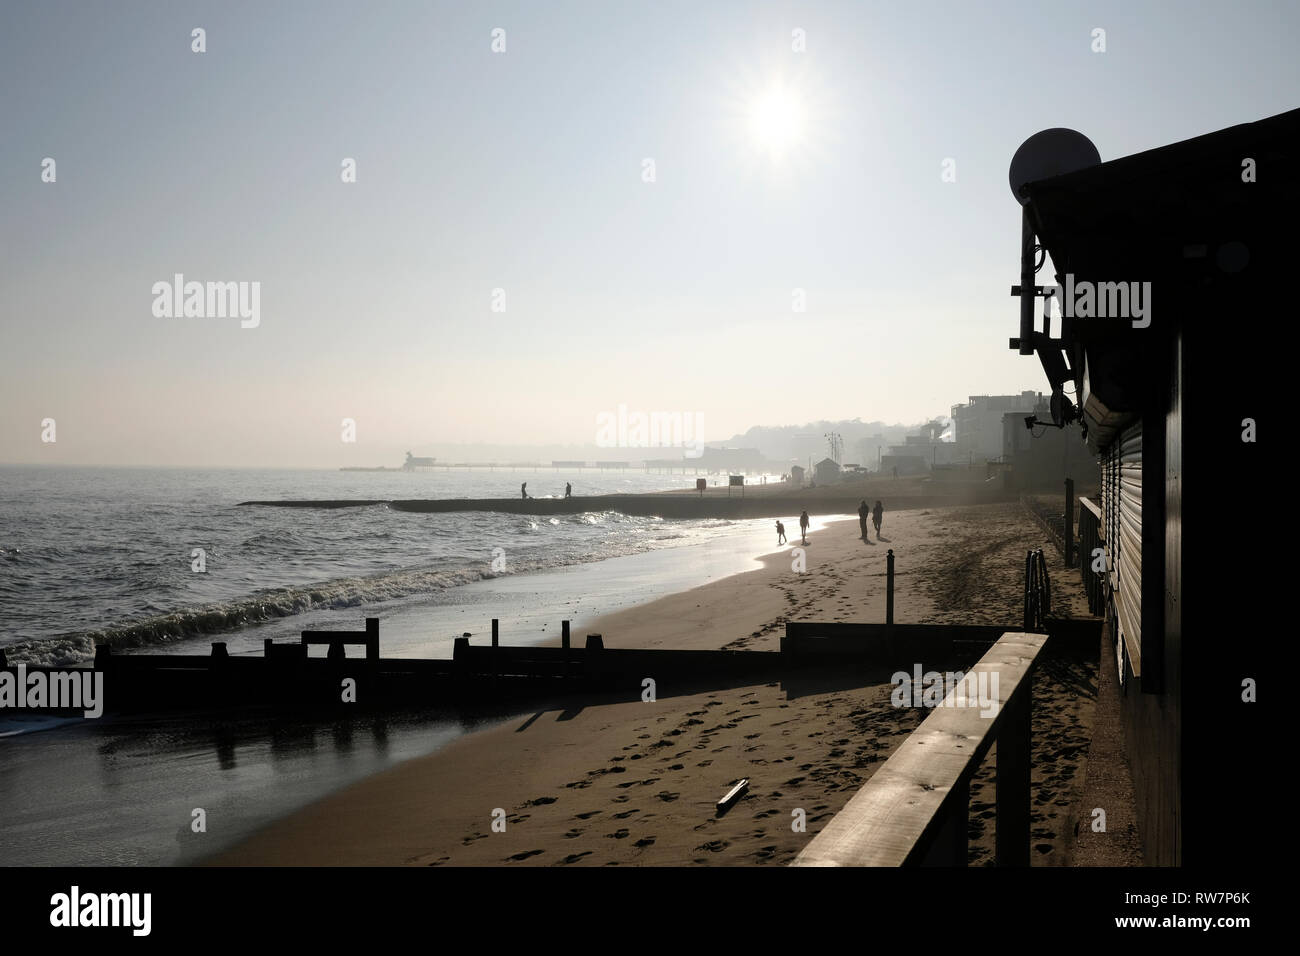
792 631 1048 866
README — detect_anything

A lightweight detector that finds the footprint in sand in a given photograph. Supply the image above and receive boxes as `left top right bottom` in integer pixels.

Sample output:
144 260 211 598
507 849 544 862
563 828 584 839
558 851 592 864
574 810 602 819
525 796 558 807
613 809 640 819
694 840 728 853
607 829 631 839
656 791 680 802
633 837 656 848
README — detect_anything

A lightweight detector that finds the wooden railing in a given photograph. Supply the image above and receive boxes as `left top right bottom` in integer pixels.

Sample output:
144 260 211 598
792 630 1048 866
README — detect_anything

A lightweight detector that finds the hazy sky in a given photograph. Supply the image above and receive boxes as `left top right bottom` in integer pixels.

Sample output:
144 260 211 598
2 0 1296 467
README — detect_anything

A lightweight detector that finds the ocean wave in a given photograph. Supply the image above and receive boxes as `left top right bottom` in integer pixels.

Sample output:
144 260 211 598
1 506 759 667
2 563 496 667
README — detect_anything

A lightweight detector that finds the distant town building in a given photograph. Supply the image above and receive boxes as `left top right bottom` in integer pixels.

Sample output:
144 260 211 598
789 465 805 488
950 392 1041 462
881 419 959 474
999 398 1097 490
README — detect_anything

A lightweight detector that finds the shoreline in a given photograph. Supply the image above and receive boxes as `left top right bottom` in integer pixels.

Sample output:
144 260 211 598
207 502 1098 866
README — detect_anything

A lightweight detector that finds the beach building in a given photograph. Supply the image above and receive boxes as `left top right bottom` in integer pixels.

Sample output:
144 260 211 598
951 392 1041 462
1007 109 1292 864
813 457 841 484
789 465 805 488
999 397 1098 490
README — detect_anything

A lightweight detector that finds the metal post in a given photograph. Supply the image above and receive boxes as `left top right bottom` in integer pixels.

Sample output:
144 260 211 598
886 550 895 625
562 619 570 649
1019 208 1036 355
1023 550 1034 632
491 618 499 647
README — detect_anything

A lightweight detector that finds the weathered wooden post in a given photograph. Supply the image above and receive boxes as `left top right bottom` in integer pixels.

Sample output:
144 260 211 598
886 550 895 625
995 681 1032 866
921 781 969 865
562 619 570 649
1064 478 1074 568
491 618 499 647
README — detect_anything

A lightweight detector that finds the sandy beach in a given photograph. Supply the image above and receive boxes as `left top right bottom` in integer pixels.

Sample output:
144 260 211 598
209 502 1098 867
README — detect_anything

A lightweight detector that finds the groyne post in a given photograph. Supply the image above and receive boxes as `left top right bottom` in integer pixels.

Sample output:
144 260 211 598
562 620 570 649
491 618 499 647
886 550 895 624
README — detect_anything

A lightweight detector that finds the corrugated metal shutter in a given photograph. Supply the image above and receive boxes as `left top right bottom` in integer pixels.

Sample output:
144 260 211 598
1114 423 1143 676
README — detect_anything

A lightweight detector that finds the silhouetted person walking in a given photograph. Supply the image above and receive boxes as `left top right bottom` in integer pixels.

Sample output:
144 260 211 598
776 520 787 545
858 500 870 539
873 500 884 539
799 510 810 544
565 482 572 498
521 482 528 499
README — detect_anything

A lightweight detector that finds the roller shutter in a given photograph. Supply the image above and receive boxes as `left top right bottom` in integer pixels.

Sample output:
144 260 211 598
1114 423 1143 676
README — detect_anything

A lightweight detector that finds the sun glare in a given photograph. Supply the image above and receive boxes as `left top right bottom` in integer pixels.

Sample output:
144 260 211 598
748 85 806 158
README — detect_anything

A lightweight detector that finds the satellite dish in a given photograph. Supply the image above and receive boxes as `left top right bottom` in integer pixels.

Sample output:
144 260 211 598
1009 128 1100 205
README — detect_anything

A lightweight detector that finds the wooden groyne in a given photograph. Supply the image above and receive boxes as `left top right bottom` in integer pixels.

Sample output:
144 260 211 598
1 616 1098 718
238 490 1017 520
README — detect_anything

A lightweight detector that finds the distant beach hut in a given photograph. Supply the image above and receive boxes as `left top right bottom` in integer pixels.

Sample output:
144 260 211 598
814 458 841 485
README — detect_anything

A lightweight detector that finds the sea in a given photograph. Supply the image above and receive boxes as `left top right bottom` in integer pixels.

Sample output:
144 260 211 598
0 464 814 864
0 464 790 666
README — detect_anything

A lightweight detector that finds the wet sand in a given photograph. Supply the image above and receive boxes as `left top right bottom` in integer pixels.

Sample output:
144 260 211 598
209 502 1098 866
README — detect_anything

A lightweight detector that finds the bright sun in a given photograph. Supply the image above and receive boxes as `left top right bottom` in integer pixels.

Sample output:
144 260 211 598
748 85 806 158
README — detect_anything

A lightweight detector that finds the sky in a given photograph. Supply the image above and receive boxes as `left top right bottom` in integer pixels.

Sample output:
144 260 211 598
2 0 1296 467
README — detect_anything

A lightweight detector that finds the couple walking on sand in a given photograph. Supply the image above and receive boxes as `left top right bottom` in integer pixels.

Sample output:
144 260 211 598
858 500 884 540
776 511 811 546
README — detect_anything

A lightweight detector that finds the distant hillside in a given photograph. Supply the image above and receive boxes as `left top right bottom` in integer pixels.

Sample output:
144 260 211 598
716 419 935 466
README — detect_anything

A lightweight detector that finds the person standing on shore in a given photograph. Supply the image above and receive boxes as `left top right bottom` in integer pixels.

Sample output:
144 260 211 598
776 520 787 545
799 510 810 544
521 482 528 499
857 500 870 539
564 482 572 498
873 500 884 539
